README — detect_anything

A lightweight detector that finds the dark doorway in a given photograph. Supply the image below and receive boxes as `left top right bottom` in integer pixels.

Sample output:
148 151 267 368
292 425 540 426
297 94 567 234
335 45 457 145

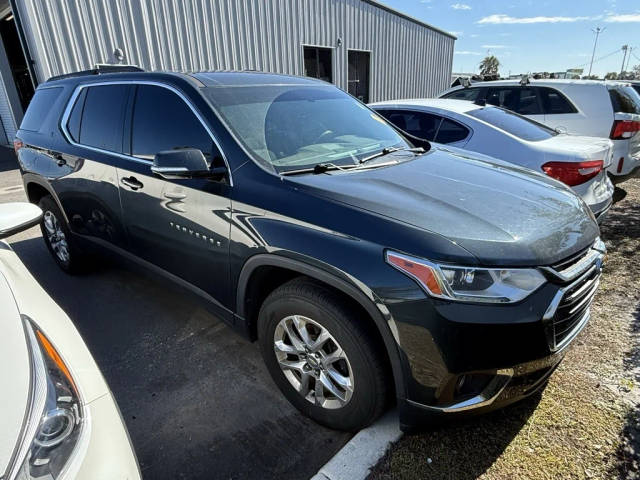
0 12 34 110
348 50 370 103
303 46 332 83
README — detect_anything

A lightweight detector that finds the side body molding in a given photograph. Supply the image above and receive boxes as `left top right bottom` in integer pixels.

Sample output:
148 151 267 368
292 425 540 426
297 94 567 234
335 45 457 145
235 253 408 399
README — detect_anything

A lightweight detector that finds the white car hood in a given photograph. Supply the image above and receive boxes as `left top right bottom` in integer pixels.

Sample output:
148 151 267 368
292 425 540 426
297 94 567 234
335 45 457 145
0 270 30 476
539 135 614 166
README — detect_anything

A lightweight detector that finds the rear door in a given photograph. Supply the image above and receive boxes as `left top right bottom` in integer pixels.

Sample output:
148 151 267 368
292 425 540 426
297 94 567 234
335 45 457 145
117 83 232 308
53 84 130 249
376 108 471 147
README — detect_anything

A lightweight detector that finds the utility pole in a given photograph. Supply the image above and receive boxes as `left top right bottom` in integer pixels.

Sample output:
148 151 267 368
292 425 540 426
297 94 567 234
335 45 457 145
625 46 634 73
621 45 629 76
588 26 605 77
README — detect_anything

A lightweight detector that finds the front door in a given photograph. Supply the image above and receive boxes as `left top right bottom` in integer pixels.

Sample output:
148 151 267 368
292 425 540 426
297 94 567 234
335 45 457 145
117 83 232 310
348 51 370 103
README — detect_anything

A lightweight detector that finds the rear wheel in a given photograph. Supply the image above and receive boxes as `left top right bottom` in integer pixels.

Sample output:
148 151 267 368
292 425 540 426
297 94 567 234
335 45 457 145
258 277 388 431
38 195 90 273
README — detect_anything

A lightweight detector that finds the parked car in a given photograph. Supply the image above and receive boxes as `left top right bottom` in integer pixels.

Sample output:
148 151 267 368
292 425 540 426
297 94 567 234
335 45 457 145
0 202 140 479
440 79 640 182
370 98 615 221
16 68 604 432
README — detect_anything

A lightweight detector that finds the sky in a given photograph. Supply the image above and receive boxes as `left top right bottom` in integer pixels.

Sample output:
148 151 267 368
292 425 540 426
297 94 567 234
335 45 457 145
377 0 640 77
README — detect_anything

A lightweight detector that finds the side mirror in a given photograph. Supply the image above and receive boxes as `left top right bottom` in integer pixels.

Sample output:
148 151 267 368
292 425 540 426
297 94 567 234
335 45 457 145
151 148 225 180
0 203 43 239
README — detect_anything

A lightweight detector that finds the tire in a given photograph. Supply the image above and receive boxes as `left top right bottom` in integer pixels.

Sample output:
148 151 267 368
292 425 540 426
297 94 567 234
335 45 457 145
38 195 90 274
258 277 388 431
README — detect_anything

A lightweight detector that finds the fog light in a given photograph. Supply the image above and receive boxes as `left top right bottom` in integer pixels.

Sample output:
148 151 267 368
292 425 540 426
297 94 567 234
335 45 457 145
34 408 76 448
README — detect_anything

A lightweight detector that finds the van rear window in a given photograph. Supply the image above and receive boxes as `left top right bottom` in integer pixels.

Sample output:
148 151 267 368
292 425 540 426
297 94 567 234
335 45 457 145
608 86 640 115
20 87 63 132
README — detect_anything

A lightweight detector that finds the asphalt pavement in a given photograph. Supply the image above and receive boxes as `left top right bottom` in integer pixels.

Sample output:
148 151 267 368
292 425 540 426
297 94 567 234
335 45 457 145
0 148 350 479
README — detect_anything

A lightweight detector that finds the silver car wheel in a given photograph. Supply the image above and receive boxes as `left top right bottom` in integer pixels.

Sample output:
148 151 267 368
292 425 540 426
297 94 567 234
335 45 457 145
43 211 70 264
273 315 354 409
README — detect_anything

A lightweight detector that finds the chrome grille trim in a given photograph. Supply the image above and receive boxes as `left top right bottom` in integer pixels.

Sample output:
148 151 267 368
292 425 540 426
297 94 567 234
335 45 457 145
542 237 606 282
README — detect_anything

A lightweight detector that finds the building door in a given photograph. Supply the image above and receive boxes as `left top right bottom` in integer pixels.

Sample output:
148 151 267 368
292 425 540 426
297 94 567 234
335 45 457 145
0 12 34 110
303 46 332 83
348 51 370 103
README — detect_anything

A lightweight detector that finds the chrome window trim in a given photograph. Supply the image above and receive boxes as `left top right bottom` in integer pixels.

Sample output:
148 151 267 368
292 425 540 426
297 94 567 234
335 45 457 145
59 80 233 186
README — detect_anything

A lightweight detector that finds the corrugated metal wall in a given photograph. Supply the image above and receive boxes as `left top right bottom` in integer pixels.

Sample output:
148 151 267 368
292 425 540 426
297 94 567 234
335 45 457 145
15 0 454 101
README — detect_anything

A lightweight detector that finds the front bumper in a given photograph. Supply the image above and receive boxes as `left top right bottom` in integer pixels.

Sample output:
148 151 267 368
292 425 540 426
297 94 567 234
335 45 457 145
70 392 141 479
380 243 604 431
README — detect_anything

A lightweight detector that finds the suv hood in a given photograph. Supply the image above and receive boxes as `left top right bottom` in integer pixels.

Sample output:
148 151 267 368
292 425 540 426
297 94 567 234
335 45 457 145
0 271 30 476
291 147 599 266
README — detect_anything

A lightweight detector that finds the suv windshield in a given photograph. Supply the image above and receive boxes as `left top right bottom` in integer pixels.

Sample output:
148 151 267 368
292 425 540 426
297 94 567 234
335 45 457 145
608 85 640 114
467 106 558 141
203 85 410 173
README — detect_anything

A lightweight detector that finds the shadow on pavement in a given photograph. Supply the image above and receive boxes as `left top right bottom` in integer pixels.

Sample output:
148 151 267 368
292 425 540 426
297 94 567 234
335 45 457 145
10 235 351 480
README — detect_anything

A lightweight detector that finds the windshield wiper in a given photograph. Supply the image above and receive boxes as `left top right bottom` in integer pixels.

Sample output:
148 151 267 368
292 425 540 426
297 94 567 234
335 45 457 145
280 163 356 176
359 146 425 165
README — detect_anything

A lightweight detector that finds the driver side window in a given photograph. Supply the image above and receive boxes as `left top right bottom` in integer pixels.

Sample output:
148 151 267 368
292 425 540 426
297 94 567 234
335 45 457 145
131 85 217 163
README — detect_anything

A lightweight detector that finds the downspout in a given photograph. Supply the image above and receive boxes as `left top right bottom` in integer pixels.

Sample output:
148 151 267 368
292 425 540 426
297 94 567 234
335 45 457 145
9 0 38 88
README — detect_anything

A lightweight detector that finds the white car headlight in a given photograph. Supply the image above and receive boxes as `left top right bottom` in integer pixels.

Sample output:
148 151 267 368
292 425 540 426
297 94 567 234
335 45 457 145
6 316 84 480
386 251 546 303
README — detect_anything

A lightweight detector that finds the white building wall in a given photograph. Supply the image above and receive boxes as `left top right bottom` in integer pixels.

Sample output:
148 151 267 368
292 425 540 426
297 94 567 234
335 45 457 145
15 0 455 101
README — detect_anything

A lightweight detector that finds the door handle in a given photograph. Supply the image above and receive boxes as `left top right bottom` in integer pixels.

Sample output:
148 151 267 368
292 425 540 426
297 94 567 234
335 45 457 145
121 176 144 190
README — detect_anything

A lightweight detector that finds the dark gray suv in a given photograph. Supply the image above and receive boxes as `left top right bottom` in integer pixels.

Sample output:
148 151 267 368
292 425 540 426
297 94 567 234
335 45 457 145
15 67 604 431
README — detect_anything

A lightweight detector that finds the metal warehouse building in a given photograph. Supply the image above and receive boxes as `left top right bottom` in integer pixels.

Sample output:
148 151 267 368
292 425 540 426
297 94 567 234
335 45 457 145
0 0 455 145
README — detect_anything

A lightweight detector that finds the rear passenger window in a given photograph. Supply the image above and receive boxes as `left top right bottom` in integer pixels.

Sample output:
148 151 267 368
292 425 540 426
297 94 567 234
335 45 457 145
486 87 542 115
539 87 577 114
131 85 214 162
442 88 481 102
78 85 129 152
435 119 469 143
376 109 441 141
21 87 63 132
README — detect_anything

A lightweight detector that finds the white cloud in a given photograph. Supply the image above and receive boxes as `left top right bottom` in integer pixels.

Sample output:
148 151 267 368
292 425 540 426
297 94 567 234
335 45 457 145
605 13 640 22
455 50 482 55
451 3 472 10
449 31 464 36
482 44 509 49
470 33 480 38
477 14 596 24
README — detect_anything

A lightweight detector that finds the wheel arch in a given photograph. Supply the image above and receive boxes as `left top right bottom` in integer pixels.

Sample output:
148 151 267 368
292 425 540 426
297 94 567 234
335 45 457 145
236 253 407 399
23 175 69 224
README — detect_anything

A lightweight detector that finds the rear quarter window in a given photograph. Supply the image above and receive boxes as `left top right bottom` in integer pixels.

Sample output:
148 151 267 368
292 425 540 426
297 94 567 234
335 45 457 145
20 87 63 132
609 86 640 114
538 87 577 114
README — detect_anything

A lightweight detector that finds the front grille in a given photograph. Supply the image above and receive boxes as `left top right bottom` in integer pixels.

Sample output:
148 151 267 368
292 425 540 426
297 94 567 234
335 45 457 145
549 266 600 349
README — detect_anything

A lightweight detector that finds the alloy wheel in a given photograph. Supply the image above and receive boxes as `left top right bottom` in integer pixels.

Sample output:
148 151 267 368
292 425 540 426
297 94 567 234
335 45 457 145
273 315 354 409
43 211 70 264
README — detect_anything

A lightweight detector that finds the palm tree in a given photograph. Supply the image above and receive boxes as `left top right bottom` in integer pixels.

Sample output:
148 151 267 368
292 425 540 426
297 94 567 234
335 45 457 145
479 55 500 76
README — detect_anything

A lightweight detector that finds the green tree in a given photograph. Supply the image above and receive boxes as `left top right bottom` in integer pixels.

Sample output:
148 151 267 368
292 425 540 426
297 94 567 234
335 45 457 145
479 55 500 77
604 72 618 80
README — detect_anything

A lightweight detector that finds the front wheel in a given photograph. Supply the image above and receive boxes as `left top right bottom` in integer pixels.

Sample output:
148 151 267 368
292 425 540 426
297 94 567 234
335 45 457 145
258 278 389 431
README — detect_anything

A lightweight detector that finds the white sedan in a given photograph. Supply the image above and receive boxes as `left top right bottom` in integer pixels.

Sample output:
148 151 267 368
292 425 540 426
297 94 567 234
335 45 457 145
0 203 140 480
370 98 615 221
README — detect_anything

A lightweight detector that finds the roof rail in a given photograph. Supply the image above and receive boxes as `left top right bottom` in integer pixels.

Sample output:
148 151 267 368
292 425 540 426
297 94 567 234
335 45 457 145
46 64 145 82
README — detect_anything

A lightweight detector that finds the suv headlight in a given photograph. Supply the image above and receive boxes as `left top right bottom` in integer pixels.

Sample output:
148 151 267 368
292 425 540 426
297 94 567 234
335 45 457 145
6 316 84 480
386 251 546 303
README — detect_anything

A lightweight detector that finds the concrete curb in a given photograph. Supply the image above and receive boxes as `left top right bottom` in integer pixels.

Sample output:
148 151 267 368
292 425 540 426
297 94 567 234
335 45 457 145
310 410 402 480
